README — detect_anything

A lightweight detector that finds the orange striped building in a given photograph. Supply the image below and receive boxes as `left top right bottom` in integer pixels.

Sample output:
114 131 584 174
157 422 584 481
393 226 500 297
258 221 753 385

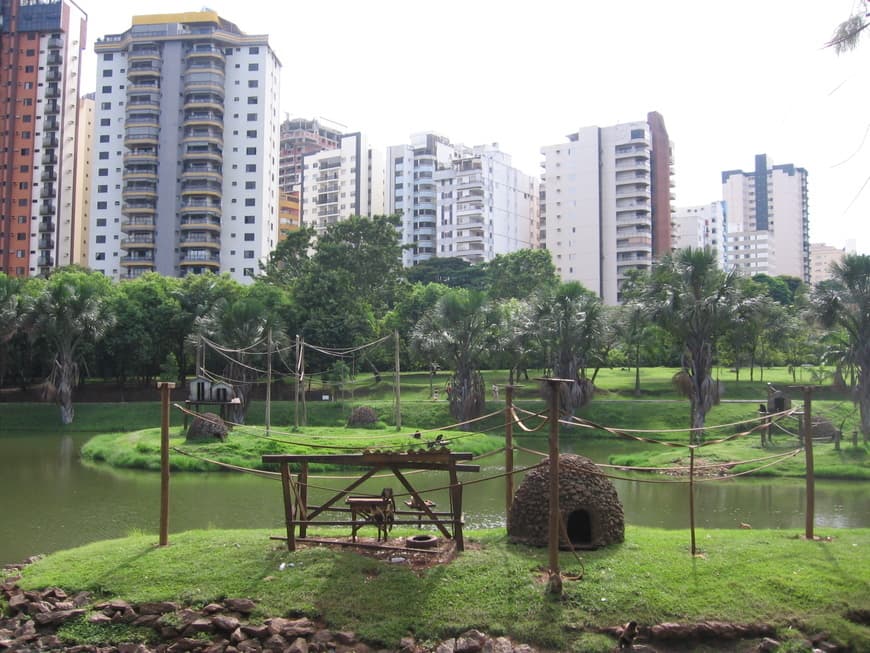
0 0 87 277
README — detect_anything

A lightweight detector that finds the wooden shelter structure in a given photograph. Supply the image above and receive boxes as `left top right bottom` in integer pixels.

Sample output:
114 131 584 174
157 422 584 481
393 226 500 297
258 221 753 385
262 450 480 551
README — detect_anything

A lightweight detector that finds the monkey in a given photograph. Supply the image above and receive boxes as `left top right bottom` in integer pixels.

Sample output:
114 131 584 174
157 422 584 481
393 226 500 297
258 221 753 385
617 620 637 651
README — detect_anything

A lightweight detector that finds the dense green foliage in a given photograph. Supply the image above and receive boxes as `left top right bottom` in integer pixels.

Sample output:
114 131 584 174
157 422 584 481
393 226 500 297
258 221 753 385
3 227 868 436
15 527 870 651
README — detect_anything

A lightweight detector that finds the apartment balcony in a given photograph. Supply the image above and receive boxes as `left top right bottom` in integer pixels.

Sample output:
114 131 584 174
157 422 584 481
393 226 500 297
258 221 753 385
41 153 59 166
127 96 161 112
37 254 54 267
126 110 160 127
38 219 55 231
183 76 225 96
46 53 63 66
187 44 225 61
180 215 221 231
43 135 59 148
124 149 160 165
42 118 60 132
179 234 220 248
44 87 60 99
183 95 224 112
615 158 650 172
181 182 222 198
128 61 161 77
126 81 161 95
124 169 158 182
180 198 221 214
39 203 56 217
120 235 156 249
125 128 160 147
39 185 56 199
614 145 649 159
179 252 220 267
615 187 651 200
47 37 64 49
123 185 158 200
455 231 485 244
122 205 157 219
182 112 223 130
121 217 156 233
44 101 60 115
40 169 57 182
37 237 54 250
184 145 223 162
45 70 62 82
128 47 161 63
181 165 222 183
182 129 222 146
120 253 156 267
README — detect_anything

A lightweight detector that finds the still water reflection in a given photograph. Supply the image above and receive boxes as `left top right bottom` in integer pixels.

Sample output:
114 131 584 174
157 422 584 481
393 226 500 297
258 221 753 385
1 430 867 565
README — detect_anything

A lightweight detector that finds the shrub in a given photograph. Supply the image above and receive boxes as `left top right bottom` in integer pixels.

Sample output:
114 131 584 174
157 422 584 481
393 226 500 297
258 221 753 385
347 405 378 427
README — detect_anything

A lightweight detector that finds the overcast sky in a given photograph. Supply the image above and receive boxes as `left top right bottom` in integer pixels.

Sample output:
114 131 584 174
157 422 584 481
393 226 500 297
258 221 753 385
79 0 870 253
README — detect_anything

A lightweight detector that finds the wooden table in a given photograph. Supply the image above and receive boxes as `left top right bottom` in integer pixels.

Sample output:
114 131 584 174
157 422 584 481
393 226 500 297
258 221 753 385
261 451 480 551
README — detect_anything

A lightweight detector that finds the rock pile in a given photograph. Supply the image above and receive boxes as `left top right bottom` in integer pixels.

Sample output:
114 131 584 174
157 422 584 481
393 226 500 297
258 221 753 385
0 572 541 652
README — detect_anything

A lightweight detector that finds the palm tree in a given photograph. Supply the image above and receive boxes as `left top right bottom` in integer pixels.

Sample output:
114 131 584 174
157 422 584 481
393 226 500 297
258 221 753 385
533 282 602 416
26 269 113 424
827 2 869 53
645 248 736 441
0 273 21 387
411 289 497 427
196 294 285 424
814 254 870 435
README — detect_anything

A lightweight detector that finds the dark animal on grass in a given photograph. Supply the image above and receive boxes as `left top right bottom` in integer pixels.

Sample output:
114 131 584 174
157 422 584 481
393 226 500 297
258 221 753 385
347 488 396 542
617 620 638 650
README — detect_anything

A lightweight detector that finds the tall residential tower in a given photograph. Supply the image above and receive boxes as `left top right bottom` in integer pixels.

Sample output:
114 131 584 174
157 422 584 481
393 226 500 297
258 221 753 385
0 0 87 277
540 112 674 304
87 10 281 283
722 154 809 282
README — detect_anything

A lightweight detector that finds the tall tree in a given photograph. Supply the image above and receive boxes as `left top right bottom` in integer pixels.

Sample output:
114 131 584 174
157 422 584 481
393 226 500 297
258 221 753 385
827 3 869 53
405 256 486 289
25 268 114 424
645 248 736 440
533 282 602 416
483 249 558 301
258 226 315 288
813 254 870 435
411 289 498 426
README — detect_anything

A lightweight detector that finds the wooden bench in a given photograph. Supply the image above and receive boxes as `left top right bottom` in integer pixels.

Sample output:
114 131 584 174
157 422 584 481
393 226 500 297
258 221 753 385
346 488 395 542
404 497 437 528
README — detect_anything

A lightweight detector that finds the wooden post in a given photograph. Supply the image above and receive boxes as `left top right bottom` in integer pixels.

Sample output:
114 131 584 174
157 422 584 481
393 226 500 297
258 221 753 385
689 446 696 555
266 328 272 436
157 381 175 547
394 330 402 430
803 386 815 540
505 385 515 516
294 335 301 430
299 462 309 538
545 378 563 595
280 462 296 551
449 461 464 551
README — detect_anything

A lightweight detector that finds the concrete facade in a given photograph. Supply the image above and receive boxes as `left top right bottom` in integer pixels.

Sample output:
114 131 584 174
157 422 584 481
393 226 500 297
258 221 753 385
672 201 727 269
87 11 281 283
722 154 809 282
540 112 674 304
0 0 87 277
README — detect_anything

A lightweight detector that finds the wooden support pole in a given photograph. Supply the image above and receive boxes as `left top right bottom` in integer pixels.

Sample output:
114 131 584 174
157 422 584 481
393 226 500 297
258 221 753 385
294 335 301 430
157 381 175 547
449 461 464 551
505 385 515 516
299 462 309 539
394 330 402 430
689 446 696 556
266 328 272 436
803 386 815 540
280 462 296 551
545 378 563 595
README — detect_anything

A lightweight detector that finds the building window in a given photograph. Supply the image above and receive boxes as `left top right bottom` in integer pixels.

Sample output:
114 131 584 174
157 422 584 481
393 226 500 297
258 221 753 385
96 218 107 226
96 202 107 210
98 152 109 160
244 198 255 206
102 69 113 77
246 113 257 121
247 96 257 105
103 53 113 61
244 181 255 189
243 250 255 258
95 252 105 260
244 233 255 241
97 185 108 193
247 80 258 88
98 168 108 176
245 164 256 172
99 135 110 143
96 235 106 244
246 147 256 155
101 102 111 110
246 130 257 138
244 215 255 224
101 85 112 93
99 118 110 126
243 267 254 276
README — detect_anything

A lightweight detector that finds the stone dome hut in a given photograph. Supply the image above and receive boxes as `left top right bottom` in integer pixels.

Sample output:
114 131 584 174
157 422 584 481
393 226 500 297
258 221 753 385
507 454 624 549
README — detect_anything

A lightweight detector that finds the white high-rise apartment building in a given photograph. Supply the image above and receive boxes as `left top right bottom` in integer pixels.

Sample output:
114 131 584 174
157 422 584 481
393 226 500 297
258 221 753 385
300 132 384 235
722 154 809 282
672 201 727 269
540 112 674 304
386 134 536 266
809 242 855 285
87 10 281 283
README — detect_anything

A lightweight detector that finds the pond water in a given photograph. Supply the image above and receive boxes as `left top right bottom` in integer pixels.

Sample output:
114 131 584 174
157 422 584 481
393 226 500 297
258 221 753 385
1 430 867 566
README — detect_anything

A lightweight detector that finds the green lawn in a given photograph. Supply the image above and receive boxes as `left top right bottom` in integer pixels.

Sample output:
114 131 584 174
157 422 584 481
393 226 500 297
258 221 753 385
13 527 870 652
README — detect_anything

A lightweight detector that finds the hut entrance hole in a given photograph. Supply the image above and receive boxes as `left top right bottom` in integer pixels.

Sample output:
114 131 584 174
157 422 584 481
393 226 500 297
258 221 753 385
566 509 592 544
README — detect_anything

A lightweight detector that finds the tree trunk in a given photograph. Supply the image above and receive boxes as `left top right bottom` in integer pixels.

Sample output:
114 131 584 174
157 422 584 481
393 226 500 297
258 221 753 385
56 362 75 425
